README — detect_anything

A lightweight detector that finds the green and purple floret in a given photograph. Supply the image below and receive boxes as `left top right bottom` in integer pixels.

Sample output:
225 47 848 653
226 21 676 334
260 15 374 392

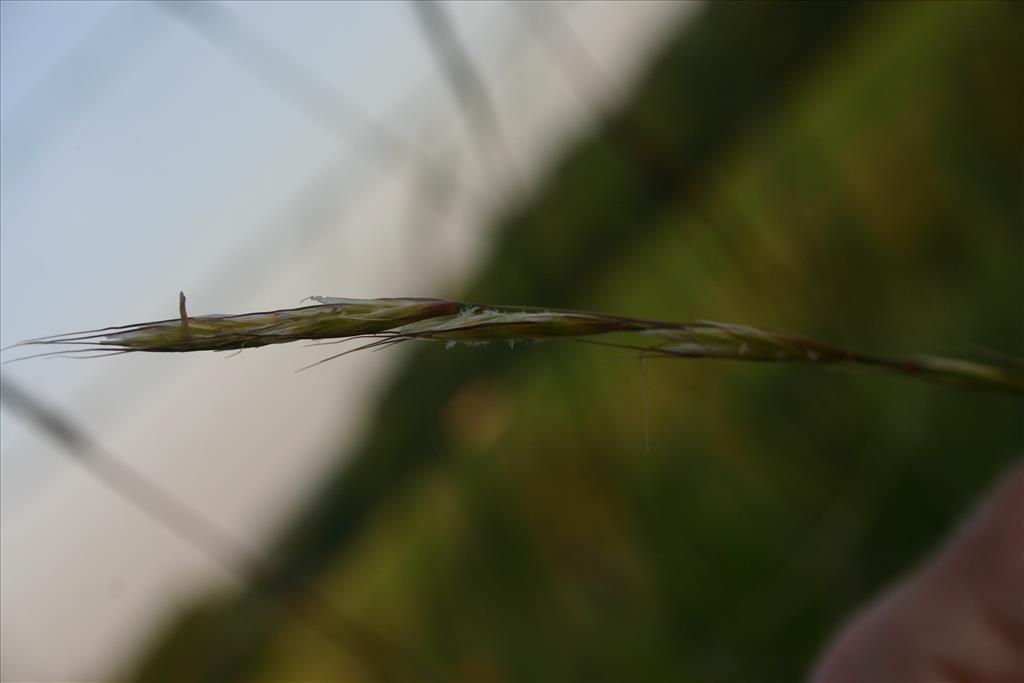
5 294 1023 393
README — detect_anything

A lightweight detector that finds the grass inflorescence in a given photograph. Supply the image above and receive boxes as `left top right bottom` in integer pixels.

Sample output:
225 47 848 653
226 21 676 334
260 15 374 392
4 293 1022 393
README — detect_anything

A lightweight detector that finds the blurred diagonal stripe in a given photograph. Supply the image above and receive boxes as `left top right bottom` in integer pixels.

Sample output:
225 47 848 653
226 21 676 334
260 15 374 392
409 0 517 190
0 3 167 197
0 374 424 680
156 0 460 189
511 0 620 117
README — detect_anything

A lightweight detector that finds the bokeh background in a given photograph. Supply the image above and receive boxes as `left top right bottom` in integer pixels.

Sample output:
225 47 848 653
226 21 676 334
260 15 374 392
1 1 1022 681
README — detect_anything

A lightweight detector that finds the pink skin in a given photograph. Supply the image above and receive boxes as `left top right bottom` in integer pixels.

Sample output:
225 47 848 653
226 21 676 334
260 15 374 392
810 462 1024 683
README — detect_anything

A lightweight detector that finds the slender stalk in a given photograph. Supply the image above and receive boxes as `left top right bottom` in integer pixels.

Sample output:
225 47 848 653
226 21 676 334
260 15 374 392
4 295 1022 393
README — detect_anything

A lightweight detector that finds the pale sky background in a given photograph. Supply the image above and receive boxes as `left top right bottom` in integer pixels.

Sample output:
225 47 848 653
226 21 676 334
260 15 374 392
0 2 696 679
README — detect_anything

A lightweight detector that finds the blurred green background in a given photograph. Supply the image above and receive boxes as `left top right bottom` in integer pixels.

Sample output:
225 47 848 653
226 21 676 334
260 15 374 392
130 1 1023 681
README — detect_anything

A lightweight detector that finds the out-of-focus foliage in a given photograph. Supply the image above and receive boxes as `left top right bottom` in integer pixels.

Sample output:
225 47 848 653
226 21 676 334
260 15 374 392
130 2 1023 681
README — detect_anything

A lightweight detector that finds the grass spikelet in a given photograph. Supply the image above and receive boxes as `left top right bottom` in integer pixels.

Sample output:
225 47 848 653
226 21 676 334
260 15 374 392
4 294 1022 394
